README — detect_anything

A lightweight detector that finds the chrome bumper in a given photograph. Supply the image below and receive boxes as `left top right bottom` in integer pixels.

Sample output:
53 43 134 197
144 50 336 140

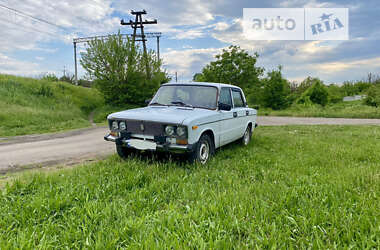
104 134 194 153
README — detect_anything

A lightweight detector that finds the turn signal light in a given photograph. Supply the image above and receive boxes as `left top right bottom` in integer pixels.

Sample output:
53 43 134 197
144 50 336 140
192 126 198 130
176 139 188 145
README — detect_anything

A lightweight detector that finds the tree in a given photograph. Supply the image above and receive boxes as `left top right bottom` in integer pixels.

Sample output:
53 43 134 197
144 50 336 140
80 32 169 105
261 67 291 110
297 78 329 106
195 45 264 97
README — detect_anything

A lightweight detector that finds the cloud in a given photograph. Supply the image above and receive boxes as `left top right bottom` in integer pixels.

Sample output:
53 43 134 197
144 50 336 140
162 48 222 79
0 53 41 75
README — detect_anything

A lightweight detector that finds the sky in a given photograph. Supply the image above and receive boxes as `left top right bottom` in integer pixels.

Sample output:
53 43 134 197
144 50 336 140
0 0 379 84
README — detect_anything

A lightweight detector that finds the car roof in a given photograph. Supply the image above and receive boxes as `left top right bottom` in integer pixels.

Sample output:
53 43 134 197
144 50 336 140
162 81 241 90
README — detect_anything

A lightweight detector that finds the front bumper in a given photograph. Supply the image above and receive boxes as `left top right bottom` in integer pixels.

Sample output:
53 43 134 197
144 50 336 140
104 133 195 153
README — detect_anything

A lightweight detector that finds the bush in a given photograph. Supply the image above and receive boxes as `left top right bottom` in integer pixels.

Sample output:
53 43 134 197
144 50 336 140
41 73 59 82
365 84 380 107
297 79 329 106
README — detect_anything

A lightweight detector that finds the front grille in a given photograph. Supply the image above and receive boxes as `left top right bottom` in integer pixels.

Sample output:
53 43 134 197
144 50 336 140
124 120 164 136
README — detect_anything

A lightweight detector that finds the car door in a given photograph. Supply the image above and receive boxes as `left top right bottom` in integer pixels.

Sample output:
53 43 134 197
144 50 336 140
218 87 236 146
231 88 248 139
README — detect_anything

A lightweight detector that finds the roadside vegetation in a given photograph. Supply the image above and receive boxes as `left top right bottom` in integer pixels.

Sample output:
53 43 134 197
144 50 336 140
195 46 380 118
0 74 104 137
0 125 379 248
260 100 380 119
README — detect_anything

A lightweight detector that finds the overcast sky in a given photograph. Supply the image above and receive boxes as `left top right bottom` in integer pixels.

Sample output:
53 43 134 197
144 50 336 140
0 0 379 83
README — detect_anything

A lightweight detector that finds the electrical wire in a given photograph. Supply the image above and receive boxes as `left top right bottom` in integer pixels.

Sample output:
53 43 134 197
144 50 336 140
0 2 67 32
0 16 58 37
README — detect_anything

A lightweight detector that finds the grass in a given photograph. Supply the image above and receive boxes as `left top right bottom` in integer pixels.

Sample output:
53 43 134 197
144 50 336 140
0 125 379 248
92 104 141 124
0 74 104 137
260 101 380 119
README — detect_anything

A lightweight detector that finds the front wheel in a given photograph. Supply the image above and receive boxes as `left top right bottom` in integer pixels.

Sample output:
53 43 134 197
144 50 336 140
188 134 214 164
116 145 134 159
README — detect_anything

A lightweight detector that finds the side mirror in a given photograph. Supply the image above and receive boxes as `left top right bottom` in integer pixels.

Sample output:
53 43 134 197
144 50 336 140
145 99 152 105
218 102 232 111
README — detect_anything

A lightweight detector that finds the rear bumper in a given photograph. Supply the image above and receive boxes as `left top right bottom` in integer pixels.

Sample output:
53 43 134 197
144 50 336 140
104 134 195 153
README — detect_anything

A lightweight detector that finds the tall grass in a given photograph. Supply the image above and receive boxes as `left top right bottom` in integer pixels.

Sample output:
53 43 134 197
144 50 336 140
0 125 378 248
0 74 104 137
260 101 380 118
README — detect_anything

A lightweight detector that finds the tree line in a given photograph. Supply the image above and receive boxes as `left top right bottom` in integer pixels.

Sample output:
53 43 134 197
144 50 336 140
69 34 380 109
194 45 380 109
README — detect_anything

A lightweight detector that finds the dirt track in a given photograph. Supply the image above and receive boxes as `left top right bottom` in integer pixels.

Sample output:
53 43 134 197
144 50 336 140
1 116 380 173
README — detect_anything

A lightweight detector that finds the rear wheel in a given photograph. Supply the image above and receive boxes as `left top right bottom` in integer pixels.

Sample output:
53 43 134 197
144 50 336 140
188 134 214 164
116 145 134 159
241 126 252 146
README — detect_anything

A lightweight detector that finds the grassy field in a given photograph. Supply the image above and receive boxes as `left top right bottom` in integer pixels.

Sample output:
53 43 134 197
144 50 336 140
260 101 380 119
0 125 379 248
0 74 104 137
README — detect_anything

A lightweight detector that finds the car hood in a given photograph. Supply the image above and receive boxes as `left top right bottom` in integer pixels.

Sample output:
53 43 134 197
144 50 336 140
108 106 216 124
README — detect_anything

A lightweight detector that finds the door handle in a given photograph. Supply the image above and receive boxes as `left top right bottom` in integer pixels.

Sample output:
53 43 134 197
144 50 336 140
233 112 237 118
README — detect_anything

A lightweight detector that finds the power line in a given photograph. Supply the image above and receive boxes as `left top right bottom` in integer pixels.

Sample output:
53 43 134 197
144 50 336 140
0 2 67 31
0 16 57 37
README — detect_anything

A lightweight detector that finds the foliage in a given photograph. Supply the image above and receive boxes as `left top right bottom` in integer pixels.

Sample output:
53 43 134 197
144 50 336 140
297 78 329 106
0 74 104 137
195 45 264 97
341 81 372 96
80 32 169 106
260 100 380 118
261 67 291 110
0 126 379 248
41 73 59 82
327 84 344 103
364 84 380 107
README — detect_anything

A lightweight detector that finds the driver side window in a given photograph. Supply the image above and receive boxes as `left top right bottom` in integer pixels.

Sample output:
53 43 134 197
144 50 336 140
219 87 232 106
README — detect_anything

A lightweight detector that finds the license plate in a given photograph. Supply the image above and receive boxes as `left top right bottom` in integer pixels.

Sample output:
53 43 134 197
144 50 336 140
127 139 156 150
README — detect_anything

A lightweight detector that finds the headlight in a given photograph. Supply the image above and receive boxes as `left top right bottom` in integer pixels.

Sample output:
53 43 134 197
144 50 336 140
112 121 119 130
165 125 175 136
119 121 127 130
177 126 186 137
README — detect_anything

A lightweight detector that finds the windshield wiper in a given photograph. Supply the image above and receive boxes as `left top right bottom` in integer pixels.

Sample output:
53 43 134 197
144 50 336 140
171 101 193 108
149 102 167 106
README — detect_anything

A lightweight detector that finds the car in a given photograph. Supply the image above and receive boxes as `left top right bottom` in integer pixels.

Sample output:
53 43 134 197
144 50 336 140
104 82 258 164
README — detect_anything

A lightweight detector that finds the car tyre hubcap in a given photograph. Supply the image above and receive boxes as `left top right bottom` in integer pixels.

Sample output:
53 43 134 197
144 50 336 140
199 142 210 164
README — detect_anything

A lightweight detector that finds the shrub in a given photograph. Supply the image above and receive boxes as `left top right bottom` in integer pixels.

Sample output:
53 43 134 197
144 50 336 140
365 84 380 107
297 79 329 106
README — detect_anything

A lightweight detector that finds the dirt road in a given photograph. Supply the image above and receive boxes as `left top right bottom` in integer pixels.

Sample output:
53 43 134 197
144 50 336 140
1 116 380 173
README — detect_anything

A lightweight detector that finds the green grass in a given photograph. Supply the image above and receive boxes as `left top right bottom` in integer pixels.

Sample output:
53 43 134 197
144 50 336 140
0 125 379 248
260 101 380 119
0 74 104 137
92 104 141 124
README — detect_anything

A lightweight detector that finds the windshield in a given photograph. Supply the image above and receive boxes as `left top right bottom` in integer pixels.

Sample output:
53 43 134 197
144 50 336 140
150 85 218 109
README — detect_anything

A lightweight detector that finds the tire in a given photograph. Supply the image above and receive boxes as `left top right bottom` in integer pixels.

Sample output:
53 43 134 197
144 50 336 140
116 145 134 159
188 134 214 164
241 126 252 146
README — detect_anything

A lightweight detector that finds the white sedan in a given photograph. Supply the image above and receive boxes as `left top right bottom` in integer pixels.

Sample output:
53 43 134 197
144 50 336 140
104 82 258 164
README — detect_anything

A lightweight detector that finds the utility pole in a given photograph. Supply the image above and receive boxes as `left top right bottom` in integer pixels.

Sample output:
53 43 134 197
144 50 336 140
175 72 178 82
63 66 66 78
73 41 78 85
121 10 157 77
